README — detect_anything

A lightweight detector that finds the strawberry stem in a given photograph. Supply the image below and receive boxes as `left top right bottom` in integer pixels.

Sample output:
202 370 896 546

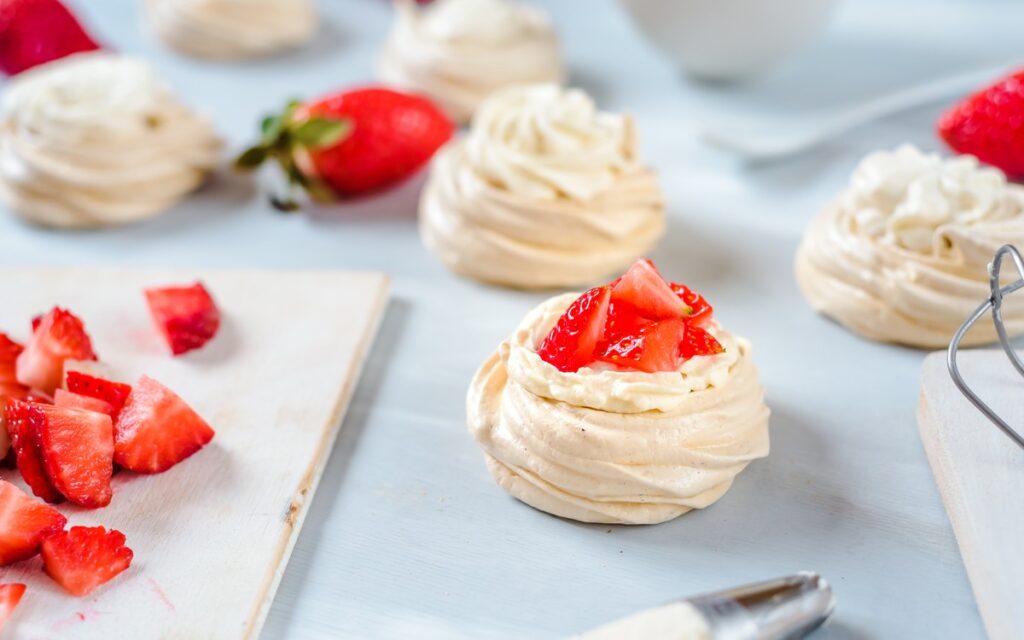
234 99 351 211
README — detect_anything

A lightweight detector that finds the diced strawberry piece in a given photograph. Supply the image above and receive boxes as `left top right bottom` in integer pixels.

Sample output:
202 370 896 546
41 526 132 597
0 479 66 565
0 333 22 385
611 259 689 320
4 400 62 503
16 308 97 394
0 369 30 460
53 388 114 417
0 583 25 632
114 376 215 473
144 282 221 356
669 282 713 325
65 371 131 420
680 324 725 359
537 286 612 373
596 317 686 373
27 403 113 508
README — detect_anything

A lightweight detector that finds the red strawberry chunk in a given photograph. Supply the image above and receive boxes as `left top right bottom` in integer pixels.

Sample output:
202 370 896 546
0 0 101 76
537 286 611 373
54 388 114 417
41 526 132 597
611 259 689 320
4 400 62 503
145 282 221 356
65 371 132 420
680 324 725 359
0 479 66 565
0 333 23 385
938 70 1024 178
597 317 686 373
28 402 113 508
0 583 26 632
16 308 97 394
670 282 713 325
114 376 214 473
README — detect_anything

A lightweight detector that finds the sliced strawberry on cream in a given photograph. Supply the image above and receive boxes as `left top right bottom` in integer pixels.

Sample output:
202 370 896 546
41 526 132 597
144 282 221 356
26 402 114 508
114 376 214 473
597 317 686 373
16 308 97 394
537 259 722 374
65 371 132 420
610 259 690 320
681 324 725 359
4 400 63 504
0 583 26 632
536 286 611 373
670 282 713 325
0 479 66 565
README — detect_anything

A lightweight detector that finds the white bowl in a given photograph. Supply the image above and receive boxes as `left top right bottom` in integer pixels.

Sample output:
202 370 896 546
618 0 841 83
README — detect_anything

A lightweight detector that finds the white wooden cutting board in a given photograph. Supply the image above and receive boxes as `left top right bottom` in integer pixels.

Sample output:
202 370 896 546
0 267 389 640
918 350 1024 640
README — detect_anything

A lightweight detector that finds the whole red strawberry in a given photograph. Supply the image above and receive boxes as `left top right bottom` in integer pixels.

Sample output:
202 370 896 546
236 87 453 209
0 0 101 76
938 70 1024 178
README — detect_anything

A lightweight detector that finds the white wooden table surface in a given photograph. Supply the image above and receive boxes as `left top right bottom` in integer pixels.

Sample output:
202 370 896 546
2 1 1018 638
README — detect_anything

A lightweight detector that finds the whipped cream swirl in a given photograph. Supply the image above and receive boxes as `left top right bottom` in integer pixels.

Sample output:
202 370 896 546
379 0 564 123
468 293 771 525
796 145 1024 347
420 84 665 289
146 0 316 59
0 53 222 229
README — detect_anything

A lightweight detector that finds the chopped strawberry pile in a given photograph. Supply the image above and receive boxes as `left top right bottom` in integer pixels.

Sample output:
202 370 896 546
65 371 132 420
16 401 114 508
0 291 219 610
41 526 132 597
145 282 221 356
114 375 215 473
5 400 63 504
538 259 724 374
16 308 96 395
0 480 65 565
0 583 26 632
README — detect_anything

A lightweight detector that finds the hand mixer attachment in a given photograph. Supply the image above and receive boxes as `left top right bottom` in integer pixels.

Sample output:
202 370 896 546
948 243 1024 450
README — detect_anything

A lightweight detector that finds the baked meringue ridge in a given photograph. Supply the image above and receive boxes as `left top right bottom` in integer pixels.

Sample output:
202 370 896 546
145 0 316 60
796 144 1024 348
420 84 666 290
0 52 222 229
467 262 771 525
378 0 564 123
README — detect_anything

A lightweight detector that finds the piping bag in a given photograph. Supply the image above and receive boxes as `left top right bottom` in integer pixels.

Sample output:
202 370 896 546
576 572 835 639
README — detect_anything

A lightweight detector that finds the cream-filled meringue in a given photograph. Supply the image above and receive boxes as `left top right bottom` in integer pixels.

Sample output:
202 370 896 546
420 84 665 289
468 293 770 525
379 0 564 123
145 0 316 60
0 52 222 229
796 145 1024 348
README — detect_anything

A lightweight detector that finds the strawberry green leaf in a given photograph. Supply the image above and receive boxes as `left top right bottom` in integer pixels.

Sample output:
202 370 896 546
233 145 269 171
260 115 285 141
290 117 350 149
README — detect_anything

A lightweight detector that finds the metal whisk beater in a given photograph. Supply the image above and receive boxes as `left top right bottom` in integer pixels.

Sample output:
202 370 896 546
948 243 1024 450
